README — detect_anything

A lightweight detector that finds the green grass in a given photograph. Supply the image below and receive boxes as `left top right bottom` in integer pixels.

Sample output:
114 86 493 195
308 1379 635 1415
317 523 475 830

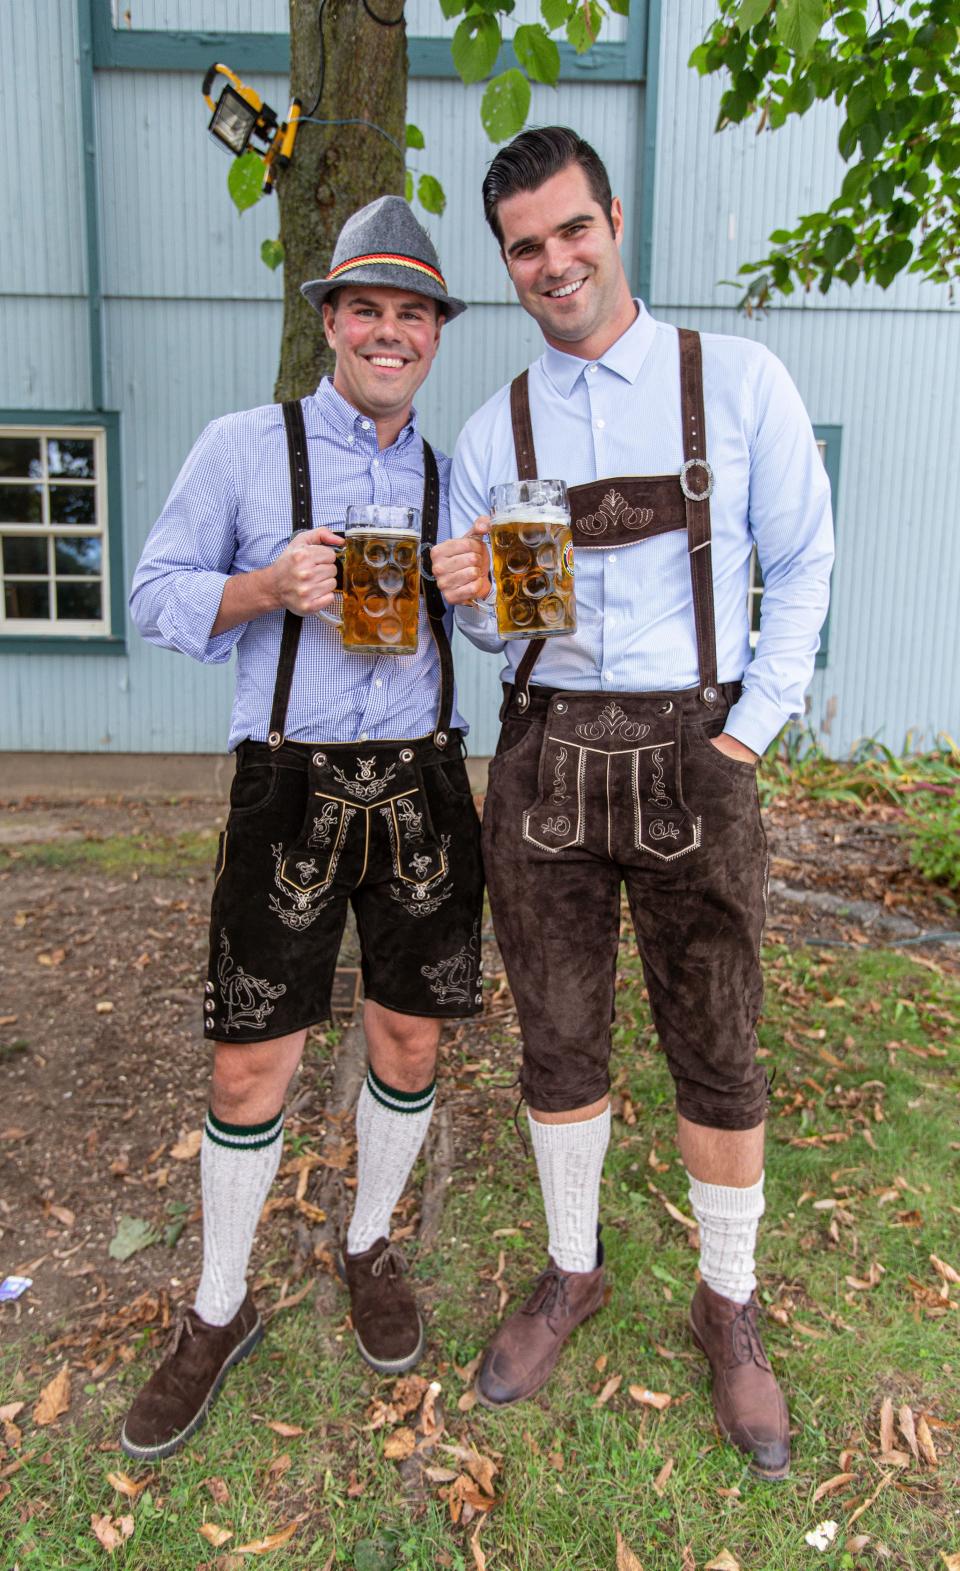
0 829 219 879
2 945 958 1570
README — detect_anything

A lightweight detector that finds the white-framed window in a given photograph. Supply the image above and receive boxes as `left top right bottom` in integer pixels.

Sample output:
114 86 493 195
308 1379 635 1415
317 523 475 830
0 426 111 636
747 433 836 664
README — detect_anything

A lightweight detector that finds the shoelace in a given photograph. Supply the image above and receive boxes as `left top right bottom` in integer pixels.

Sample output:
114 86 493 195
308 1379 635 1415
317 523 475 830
730 1301 769 1369
371 1243 407 1280
521 1268 571 1332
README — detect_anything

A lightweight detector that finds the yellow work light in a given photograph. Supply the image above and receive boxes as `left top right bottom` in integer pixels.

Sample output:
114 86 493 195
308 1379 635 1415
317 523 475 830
202 64 302 193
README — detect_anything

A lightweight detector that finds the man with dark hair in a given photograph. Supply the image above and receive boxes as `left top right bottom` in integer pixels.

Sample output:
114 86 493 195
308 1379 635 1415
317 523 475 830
430 128 833 1478
124 197 484 1461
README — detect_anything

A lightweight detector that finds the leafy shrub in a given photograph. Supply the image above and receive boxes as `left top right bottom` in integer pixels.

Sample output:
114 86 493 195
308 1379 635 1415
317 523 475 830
903 790 960 892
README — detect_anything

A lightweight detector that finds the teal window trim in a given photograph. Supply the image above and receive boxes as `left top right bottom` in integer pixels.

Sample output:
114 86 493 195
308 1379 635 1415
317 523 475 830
91 0 646 81
812 423 840 669
0 409 126 657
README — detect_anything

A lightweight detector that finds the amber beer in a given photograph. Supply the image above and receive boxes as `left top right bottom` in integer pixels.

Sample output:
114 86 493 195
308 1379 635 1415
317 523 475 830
488 481 575 641
316 506 421 655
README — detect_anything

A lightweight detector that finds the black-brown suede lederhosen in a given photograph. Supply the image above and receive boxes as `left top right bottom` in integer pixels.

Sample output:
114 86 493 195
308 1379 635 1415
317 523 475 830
482 331 769 1129
204 401 484 1044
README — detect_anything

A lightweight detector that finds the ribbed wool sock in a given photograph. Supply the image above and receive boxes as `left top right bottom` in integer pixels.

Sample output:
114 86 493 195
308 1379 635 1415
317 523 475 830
345 1067 436 1256
527 1105 610 1274
193 1108 284 1326
688 1171 766 1305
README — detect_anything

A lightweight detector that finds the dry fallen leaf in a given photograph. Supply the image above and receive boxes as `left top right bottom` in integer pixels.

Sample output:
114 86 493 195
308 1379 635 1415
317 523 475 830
234 1518 302 1553
170 1129 202 1161
916 1414 938 1466
199 1522 234 1547
204 1475 230 1505
383 1427 417 1461
681 1546 695 1571
705 1550 742 1570
931 1254 960 1285
33 1365 71 1427
616 1529 645 1570
464 1451 498 1497
941 1554 960 1571
263 1420 305 1438
91 1513 134 1553
420 1380 443 1438
812 1472 855 1503
458 1389 478 1413
0 1402 25 1423
595 1373 623 1406
879 1396 895 1454
652 1458 674 1495
629 1386 671 1411
470 1524 487 1571
898 1404 920 1461
107 1471 149 1501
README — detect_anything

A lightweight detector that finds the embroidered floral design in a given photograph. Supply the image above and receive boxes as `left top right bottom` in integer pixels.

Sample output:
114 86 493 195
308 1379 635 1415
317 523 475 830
649 819 681 842
420 920 481 1006
575 701 650 742
308 802 341 848
648 747 673 809
540 814 572 838
216 930 286 1032
383 808 452 917
395 796 424 841
577 489 654 536
267 814 355 930
331 756 398 802
411 852 433 879
551 746 569 806
295 858 318 884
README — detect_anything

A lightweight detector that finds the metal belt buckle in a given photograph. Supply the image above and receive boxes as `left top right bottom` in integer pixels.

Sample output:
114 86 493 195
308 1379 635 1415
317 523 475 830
679 457 715 501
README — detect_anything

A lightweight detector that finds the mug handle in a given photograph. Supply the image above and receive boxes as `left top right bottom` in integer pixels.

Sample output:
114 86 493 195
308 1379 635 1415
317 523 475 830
313 544 346 628
420 535 493 609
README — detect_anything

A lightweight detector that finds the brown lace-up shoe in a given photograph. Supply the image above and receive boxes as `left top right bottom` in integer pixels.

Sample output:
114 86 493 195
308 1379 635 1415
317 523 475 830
475 1246 606 1409
120 1292 262 1461
340 1238 425 1374
689 1280 790 1480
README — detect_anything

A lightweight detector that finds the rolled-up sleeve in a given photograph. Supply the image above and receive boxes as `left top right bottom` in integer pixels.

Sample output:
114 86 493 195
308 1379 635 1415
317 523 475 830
724 349 835 756
129 419 243 664
449 418 504 653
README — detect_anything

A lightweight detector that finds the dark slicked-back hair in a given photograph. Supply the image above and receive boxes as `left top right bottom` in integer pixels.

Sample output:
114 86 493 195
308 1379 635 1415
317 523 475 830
482 126 614 247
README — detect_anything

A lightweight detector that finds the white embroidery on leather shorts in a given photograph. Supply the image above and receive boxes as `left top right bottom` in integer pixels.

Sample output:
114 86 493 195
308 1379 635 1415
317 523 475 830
216 929 286 1033
551 746 568 805
649 747 673 809
386 816 454 916
420 918 482 1007
395 795 425 842
577 489 654 536
332 756 398 802
308 802 340 848
575 701 650 742
267 813 355 930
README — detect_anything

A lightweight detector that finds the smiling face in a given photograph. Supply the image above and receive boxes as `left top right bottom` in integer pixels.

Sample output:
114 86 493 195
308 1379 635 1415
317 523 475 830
496 161 637 361
322 286 443 444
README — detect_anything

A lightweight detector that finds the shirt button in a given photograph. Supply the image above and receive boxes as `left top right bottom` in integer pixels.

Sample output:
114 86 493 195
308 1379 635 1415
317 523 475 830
375 679 383 688
607 554 616 564
604 670 614 681
359 733 368 741
348 436 355 444
595 418 605 430
361 420 371 430
587 364 598 375
372 459 379 468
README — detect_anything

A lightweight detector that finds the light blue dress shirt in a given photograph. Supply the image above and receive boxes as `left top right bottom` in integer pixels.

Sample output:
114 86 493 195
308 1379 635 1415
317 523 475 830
130 378 467 750
451 303 834 755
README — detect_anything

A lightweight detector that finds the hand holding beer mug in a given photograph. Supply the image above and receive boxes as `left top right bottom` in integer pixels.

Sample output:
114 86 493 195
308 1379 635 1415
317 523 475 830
485 479 576 640
316 505 422 655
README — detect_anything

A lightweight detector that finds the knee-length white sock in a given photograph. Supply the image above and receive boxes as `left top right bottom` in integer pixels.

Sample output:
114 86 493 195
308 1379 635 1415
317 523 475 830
346 1067 436 1256
688 1171 765 1305
193 1108 284 1326
528 1106 610 1274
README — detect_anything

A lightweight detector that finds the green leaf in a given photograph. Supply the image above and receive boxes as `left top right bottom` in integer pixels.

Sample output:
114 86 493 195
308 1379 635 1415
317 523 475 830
821 224 855 265
451 11 501 83
608 0 630 14
417 173 446 215
438 0 467 16
513 22 561 85
566 0 603 53
737 0 772 33
540 0 571 28
774 0 824 57
260 237 284 271
108 1215 160 1261
847 78 875 127
405 122 425 150
405 168 414 203
480 67 532 142
227 150 264 213
874 236 913 288
869 169 895 208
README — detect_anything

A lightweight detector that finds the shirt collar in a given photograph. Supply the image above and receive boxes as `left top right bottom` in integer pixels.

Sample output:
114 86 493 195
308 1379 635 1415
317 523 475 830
540 299 657 398
308 376 419 446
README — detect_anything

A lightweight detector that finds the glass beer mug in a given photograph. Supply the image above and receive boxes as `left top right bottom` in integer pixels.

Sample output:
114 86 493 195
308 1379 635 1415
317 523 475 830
485 479 576 640
316 505 422 656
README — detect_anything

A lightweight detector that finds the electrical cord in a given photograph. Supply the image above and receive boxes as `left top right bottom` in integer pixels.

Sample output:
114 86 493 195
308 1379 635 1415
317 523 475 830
297 114 405 156
302 0 405 119
361 0 405 22
302 0 330 119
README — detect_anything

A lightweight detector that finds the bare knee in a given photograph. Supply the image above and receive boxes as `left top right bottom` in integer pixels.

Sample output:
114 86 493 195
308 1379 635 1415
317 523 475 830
364 1001 439 1091
210 1032 305 1124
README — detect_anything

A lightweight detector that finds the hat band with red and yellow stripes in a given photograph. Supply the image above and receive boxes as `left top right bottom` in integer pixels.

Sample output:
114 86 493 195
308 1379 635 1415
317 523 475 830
325 253 447 290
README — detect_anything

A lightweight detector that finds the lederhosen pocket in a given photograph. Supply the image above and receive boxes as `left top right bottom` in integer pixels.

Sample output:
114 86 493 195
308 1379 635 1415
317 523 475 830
521 695 700 864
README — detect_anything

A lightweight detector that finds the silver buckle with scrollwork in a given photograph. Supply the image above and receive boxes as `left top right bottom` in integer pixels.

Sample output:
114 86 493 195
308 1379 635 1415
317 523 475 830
679 457 715 501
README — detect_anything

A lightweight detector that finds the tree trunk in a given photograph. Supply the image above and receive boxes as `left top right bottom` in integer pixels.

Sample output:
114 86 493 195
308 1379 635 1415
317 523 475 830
275 0 408 402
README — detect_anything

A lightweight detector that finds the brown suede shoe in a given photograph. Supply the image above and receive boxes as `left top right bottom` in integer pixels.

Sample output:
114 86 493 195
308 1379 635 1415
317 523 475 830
689 1280 790 1480
475 1247 606 1409
119 1292 262 1461
340 1238 425 1374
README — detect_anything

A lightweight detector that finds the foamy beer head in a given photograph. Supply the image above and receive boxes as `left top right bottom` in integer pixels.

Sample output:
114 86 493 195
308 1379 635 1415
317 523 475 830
488 480 575 641
341 505 421 655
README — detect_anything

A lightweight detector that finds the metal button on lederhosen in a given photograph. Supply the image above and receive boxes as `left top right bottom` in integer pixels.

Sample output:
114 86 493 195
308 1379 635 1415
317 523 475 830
507 329 718 863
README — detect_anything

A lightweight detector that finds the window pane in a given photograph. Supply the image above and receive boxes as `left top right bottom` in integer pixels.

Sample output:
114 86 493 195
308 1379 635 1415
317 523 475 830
0 484 43 523
47 437 95 479
49 485 96 526
55 536 102 576
56 580 102 620
2 535 47 574
4 580 50 619
0 437 42 479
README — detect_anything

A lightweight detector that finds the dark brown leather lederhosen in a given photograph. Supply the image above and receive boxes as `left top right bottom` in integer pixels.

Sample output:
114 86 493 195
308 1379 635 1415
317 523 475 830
505 329 721 864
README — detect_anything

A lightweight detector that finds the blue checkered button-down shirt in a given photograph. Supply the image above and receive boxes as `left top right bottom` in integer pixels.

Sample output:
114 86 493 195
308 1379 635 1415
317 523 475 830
130 379 466 750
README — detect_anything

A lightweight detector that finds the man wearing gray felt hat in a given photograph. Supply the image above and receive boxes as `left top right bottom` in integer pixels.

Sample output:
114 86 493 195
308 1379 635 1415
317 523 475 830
125 196 482 1462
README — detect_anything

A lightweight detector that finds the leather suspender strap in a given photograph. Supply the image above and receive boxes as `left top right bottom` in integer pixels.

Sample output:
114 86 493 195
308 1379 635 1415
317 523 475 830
419 439 455 747
267 400 314 747
509 372 546 711
677 329 720 704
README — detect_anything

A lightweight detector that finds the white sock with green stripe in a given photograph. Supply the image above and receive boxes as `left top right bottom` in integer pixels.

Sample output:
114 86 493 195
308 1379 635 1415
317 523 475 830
193 1108 284 1327
345 1067 436 1257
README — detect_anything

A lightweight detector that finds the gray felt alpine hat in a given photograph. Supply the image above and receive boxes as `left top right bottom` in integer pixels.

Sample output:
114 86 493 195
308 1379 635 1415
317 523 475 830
301 194 466 320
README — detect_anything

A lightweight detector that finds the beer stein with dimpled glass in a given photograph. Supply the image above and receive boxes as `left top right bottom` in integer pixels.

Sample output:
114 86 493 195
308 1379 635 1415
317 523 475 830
486 480 575 640
316 505 422 655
